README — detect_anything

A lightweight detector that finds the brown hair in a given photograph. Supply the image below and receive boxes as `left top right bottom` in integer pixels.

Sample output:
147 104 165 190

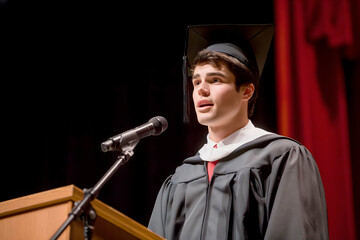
191 49 260 117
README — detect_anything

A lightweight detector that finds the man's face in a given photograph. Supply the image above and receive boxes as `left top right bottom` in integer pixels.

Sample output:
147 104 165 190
192 63 248 129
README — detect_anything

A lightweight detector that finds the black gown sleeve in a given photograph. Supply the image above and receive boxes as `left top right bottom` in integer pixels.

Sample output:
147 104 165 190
148 175 173 238
262 144 329 239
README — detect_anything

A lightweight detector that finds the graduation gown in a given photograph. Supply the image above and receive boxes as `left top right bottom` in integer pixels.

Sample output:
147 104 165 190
148 134 329 240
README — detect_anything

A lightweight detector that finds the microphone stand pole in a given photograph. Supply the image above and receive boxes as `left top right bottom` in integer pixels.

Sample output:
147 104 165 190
50 149 134 240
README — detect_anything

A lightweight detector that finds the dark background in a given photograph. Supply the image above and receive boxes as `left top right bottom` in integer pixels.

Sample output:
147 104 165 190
0 0 299 228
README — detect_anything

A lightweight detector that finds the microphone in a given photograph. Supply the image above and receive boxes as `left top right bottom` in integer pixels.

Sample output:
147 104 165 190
101 116 168 152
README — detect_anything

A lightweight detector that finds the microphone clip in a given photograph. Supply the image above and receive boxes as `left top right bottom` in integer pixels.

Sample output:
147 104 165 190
101 130 139 153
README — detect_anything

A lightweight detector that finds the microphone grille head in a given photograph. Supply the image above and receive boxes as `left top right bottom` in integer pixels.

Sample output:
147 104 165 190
149 116 168 135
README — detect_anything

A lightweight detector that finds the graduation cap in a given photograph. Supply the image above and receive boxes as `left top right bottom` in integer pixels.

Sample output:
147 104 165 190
182 24 274 123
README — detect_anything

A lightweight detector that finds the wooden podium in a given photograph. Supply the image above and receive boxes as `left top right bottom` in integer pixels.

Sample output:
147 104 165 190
0 185 165 240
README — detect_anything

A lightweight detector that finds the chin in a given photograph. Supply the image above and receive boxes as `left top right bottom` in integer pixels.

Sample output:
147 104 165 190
196 115 217 126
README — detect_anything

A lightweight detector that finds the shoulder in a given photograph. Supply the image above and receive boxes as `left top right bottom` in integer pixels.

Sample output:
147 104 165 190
249 133 309 154
252 134 318 171
160 153 207 184
265 134 312 156
251 132 301 145
170 159 206 184
220 133 316 170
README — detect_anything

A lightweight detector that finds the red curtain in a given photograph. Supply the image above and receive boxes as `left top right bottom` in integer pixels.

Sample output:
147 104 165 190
274 0 359 239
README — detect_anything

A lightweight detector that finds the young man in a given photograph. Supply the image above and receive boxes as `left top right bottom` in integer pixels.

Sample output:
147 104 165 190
148 24 329 239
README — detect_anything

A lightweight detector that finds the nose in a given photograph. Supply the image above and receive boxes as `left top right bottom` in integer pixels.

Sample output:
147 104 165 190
197 82 210 96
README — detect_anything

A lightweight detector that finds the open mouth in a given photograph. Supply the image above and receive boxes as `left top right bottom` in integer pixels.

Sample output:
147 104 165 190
199 103 213 107
197 100 214 108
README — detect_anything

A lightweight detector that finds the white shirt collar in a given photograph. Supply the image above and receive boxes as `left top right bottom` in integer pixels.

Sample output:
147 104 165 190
198 120 271 162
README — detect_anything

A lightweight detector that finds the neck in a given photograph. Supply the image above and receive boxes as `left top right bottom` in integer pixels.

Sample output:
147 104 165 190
208 118 249 143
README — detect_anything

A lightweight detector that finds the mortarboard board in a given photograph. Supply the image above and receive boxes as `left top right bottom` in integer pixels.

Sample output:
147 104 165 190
182 24 274 123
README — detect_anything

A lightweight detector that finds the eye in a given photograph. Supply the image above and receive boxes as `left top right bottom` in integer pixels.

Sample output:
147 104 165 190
212 78 221 83
193 80 201 86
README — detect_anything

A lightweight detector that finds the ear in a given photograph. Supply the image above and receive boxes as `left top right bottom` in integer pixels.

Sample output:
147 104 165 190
241 83 255 101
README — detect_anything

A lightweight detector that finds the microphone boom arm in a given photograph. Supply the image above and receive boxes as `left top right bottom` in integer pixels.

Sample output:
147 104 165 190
50 149 134 240
50 116 168 239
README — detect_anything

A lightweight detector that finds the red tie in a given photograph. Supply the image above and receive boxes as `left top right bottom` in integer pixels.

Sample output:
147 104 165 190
207 144 219 182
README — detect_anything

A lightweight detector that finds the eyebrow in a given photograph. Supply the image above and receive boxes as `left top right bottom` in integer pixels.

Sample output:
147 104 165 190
192 72 227 80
